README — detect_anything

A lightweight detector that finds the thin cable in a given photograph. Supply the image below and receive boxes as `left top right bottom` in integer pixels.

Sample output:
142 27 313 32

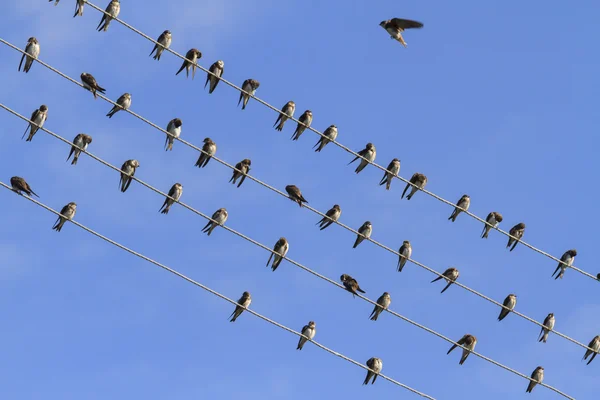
0 181 433 399
0 108 575 399
74 5 597 282
0 48 594 354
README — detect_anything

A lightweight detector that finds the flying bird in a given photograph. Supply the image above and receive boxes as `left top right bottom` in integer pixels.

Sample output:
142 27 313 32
175 48 202 79
363 357 383 385
296 321 316 350
379 18 423 47
431 268 459 293
18 37 40 73
401 172 427 200
447 334 477 365
506 222 526 251
106 93 131 118
313 125 338 152
73 0 85 17
538 313 555 343
119 159 140 193
397 240 412 272
238 79 260 110
10 176 39 197
229 159 251 188
525 366 544 393
353 221 372 248
482 211 503 239
67 133 92 165
291 110 313 141
369 292 391 321
583 336 600 365
273 101 295 131
201 208 228 236
285 185 307 207
158 183 183 215
164 118 182 151
266 237 289 272
348 143 376 174
229 291 251 322
149 30 172 61
340 274 366 297
205 60 224 94
552 249 577 280
448 195 470 222
80 73 106 99
379 158 400 190
316 204 341 231
96 0 121 32
52 202 77 232
22 104 48 141
194 138 217 168
498 294 517 321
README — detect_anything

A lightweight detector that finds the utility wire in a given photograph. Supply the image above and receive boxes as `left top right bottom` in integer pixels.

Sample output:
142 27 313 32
0 181 434 399
0 106 575 399
0 44 595 355
76 3 597 282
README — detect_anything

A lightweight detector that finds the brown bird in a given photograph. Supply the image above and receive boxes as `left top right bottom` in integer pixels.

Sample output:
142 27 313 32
229 159 251 188
506 222 526 251
431 267 459 293
525 366 544 393
238 79 260 110
175 48 202 79
447 334 477 365
285 185 307 207
316 204 341 231
363 357 383 385
229 291 251 322
401 173 427 200
498 294 517 321
369 292 391 321
80 73 105 99
340 274 366 297
10 176 39 197
482 211 503 239
448 194 470 222
379 18 424 47
583 335 600 365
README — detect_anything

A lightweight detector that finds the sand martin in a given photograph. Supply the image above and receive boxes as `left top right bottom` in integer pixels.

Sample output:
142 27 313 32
266 237 289 272
498 294 517 321
201 208 228 236
291 110 313 141
176 48 202 79
10 176 39 197
119 159 140 193
506 222 526 251
52 202 76 232
348 143 376 174
238 79 260 110
229 291 251 322
431 267 459 293
106 93 131 118
205 60 224 94
447 334 477 365
313 125 338 152
316 204 341 231
194 138 217 168
369 292 391 321
149 30 172 61
19 37 40 73
158 183 183 214
96 0 121 32
67 133 92 165
379 158 400 190
379 18 423 47
296 321 316 350
285 185 307 207
448 195 470 222
401 173 427 200
23 104 48 141
164 118 182 151
363 357 383 385
482 211 503 239
273 101 295 131
81 73 106 99
229 159 251 188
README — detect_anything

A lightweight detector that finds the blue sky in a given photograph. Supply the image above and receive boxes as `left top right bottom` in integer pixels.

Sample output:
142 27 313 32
1 0 598 398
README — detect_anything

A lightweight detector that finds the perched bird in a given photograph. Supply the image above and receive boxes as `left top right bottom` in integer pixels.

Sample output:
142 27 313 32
106 93 131 118
158 183 183 215
67 133 92 165
266 237 289 272
201 208 228 236
397 240 412 272
482 211 503 239
96 0 121 32
238 79 260 110
18 37 40 73
316 204 341 231
369 292 391 321
448 195 470 222
348 143 376 174
10 176 39 197
273 101 295 131
229 159 251 188
538 313 555 343
363 357 383 385
379 158 400 190
229 291 251 322
22 104 48 142
285 185 308 207
379 18 423 47
526 366 544 393
194 138 217 168
431 267 459 293
313 125 338 152
205 60 224 94
583 336 600 365
149 30 172 61
506 222 526 251
296 321 316 350
498 294 517 321
552 249 577 280
175 48 202 79
291 110 313 141
164 118 182 151
80 73 106 99
73 0 85 17
401 173 427 200
353 221 372 248
52 202 77 232
447 334 477 365
340 274 366 297
119 159 140 193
